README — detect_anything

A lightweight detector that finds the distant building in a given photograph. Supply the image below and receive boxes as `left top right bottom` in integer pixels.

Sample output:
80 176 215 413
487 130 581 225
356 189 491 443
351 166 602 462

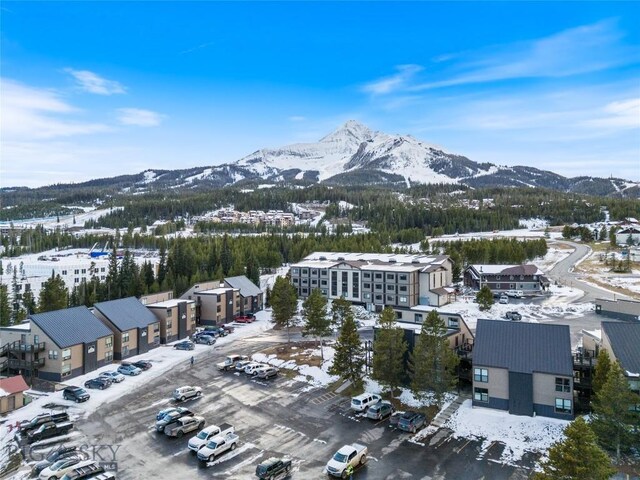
141 291 197 343
463 264 550 295
0 375 29 414
472 319 574 419
616 225 640 246
595 298 640 322
93 297 161 360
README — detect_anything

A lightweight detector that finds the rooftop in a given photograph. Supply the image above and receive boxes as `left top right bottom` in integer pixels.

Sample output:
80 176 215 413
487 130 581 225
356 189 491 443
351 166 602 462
30 306 113 349
224 275 262 297
146 298 195 308
602 322 640 375
94 297 160 332
0 375 29 396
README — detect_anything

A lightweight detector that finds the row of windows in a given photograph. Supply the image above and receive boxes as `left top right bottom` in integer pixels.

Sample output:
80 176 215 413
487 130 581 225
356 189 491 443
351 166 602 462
484 274 536 281
474 388 573 414
292 268 410 284
61 267 107 275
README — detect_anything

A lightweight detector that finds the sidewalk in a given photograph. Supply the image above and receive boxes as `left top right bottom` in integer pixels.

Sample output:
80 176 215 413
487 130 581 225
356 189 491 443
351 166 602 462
431 394 470 428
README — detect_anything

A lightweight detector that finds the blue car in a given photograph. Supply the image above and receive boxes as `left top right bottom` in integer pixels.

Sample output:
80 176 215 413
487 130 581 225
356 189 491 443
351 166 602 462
174 341 195 351
117 364 142 376
84 377 111 390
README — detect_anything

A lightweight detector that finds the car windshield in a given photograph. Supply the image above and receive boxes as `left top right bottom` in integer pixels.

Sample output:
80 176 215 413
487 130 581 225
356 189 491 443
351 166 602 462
196 430 208 440
205 441 218 449
77 388 87 395
369 405 379 412
51 459 72 470
256 465 268 475
333 452 349 463
352 399 361 405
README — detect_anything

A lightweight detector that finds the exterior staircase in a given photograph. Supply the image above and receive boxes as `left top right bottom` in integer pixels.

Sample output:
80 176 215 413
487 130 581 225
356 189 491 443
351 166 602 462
431 394 470 429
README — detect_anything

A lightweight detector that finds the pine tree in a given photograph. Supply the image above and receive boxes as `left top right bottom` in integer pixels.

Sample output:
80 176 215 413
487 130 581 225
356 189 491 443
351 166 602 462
245 251 261 287
302 289 331 360
534 417 615 480
476 285 494 311
591 361 638 461
0 284 11 326
106 244 119 299
372 306 407 396
21 290 37 316
270 276 299 344
330 296 352 331
157 244 168 286
410 310 460 408
329 312 365 391
38 274 68 312
609 226 617 246
220 234 233 276
592 349 611 395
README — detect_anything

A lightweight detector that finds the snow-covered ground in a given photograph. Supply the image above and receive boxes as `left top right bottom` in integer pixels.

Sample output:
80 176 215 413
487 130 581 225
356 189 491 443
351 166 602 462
444 400 568 465
534 245 572 272
259 267 290 292
0 311 274 476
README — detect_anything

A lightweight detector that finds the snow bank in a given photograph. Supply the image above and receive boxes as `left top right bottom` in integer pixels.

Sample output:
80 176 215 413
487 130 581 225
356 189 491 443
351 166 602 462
444 400 568 465
252 346 338 388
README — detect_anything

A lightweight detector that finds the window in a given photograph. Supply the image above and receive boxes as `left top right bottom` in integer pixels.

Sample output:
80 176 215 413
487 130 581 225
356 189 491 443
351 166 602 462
217 305 221 313
474 388 489 402
399 285 407 293
74 269 79 275
302 288 308 295
62 270 67 275
414 313 423 323
321 270 327 276
123 346 129 357
364 293 371 299
363 282 370 289
292 268 299 275
448 317 459 328
555 398 572 414
301 279 308 286
48 350 58 360
352 272 359 298
74 278 80 283
105 351 113 362
165 309 172 318
341 272 348 295
321 280 328 286
386 294 395 302
321 289 328 296
474 368 488 383
301 269 308 276
399 274 407 282
363 272 371 280
386 273 395 281
122 333 130 343
399 296 408 303
311 279 318 286
375 284 383 291
167 320 172 329
62 349 71 360
61 364 71 376
331 271 338 296
375 273 382 279
396 311 402 319
82 269 86 274
311 269 318 276
101 267 105 272
555 377 571 393
375 294 383 301
292 278 299 285
105 337 113 347
386 284 395 292
496 275 501 280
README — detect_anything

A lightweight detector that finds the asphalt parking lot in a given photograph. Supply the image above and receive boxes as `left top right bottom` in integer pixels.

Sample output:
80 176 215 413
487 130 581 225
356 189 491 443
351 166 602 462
44 329 536 480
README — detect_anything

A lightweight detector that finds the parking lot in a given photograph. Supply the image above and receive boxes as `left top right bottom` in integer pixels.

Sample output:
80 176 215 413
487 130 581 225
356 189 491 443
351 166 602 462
51 329 536 480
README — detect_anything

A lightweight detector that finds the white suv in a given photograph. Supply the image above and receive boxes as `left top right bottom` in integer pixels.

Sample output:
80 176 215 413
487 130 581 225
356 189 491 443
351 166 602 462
350 393 382 412
244 363 266 376
173 386 202 401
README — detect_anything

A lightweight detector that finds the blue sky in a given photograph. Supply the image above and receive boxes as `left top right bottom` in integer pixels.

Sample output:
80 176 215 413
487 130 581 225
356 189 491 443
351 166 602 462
1 1 639 187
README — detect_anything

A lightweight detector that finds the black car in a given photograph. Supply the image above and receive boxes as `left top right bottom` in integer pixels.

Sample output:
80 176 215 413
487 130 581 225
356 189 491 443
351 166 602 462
131 360 152 370
174 340 195 351
255 457 292 479
397 411 427 433
32 446 80 475
84 377 111 390
63 386 90 403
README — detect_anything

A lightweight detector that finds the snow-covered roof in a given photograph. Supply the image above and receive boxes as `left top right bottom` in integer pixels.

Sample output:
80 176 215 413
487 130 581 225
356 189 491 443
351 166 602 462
468 264 545 276
198 287 237 295
305 252 449 264
145 298 195 308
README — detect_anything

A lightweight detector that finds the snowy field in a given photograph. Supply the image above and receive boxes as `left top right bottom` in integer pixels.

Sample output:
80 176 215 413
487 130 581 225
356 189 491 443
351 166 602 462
444 400 568 465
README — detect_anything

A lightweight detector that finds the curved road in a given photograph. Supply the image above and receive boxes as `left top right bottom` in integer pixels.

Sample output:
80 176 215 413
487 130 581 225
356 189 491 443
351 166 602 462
547 240 628 303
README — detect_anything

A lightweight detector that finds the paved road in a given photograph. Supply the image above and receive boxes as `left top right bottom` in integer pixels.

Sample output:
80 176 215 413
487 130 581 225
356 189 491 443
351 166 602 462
34 329 533 480
547 240 625 303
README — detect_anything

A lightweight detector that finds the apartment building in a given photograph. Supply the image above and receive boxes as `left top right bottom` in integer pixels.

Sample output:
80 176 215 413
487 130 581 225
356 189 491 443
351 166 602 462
224 275 264 314
180 281 241 326
93 297 161 360
463 264 550 295
141 291 197 343
595 298 640 322
600 321 640 393
290 252 454 311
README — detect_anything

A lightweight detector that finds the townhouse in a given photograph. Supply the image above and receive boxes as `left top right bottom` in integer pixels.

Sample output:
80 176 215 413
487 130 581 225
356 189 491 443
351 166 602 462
472 319 574 419
463 264 550 295
223 275 264 314
0 307 114 383
180 281 241 326
93 297 161 360
140 291 197 343
616 224 640 245
290 252 454 313
0 375 29 413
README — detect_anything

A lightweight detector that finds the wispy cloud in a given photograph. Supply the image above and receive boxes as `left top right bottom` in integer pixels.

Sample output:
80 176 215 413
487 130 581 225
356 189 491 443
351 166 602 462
1 78 110 139
64 68 126 95
581 98 640 129
116 108 165 127
288 115 306 122
366 20 638 93
179 41 215 55
362 64 422 95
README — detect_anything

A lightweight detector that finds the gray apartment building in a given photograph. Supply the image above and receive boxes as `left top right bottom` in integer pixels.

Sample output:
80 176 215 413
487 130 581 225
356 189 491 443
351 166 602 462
472 319 574 419
464 264 550 295
595 298 640 322
600 321 640 393
290 252 453 312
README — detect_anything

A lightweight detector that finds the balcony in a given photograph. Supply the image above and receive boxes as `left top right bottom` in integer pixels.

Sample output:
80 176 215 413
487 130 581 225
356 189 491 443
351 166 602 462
8 341 45 353
8 357 45 369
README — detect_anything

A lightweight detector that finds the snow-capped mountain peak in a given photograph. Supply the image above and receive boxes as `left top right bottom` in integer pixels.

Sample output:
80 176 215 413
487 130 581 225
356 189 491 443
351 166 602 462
319 119 375 146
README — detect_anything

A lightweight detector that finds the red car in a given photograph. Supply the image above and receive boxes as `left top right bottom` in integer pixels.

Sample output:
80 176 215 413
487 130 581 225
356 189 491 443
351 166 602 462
234 314 255 323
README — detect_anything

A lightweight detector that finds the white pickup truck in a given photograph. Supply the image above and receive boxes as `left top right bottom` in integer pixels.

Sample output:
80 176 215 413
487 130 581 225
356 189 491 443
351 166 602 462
326 443 368 478
196 432 239 463
188 423 234 453
216 355 247 371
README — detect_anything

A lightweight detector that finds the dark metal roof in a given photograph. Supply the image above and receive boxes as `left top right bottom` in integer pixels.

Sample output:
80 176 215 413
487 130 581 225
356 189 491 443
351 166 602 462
30 306 113 349
602 322 640 375
224 276 262 298
473 319 573 376
93 297 160 332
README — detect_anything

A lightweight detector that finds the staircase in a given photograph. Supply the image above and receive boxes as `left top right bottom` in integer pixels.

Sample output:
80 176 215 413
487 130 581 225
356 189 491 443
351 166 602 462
431 394 470 429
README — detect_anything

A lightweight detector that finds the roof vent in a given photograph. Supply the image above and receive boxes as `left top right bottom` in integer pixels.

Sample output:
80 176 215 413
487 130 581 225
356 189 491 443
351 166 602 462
412 260 420 264
319 256 327 261
338 257 345 261
388 259 397 263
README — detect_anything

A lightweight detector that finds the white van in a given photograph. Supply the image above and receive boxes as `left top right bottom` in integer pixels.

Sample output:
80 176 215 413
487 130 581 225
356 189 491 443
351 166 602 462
350 393 382 412
505 290 523 298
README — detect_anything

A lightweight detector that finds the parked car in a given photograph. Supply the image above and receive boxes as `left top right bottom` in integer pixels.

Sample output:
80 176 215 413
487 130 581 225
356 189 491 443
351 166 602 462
234 360 252 372
39 457 86 480
27 421 74 444
19 412 69 435
221 324 235 334
32 446 80 476
173 385 202 401
234 314 255 323
155 407 193 432
164 415 205 437
195 334 216 346
505 289 524 298
117 364 142 376
397 411 427 433
389 411 403 428
505 311 522 321
156 407 180 421
207 326 228 337
326 443 368 478
99 371 125 383
83 377 111 390
197 433 239 463
255 366 278 380
174 340 195 351
499 295 509 304
244 363 266 376
217 355 248 371
188 423 234 453
131 360 153 370
58 461 104 480
255 457 292 480
62 386 90 403
350 393 381 412
366 400 394 420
